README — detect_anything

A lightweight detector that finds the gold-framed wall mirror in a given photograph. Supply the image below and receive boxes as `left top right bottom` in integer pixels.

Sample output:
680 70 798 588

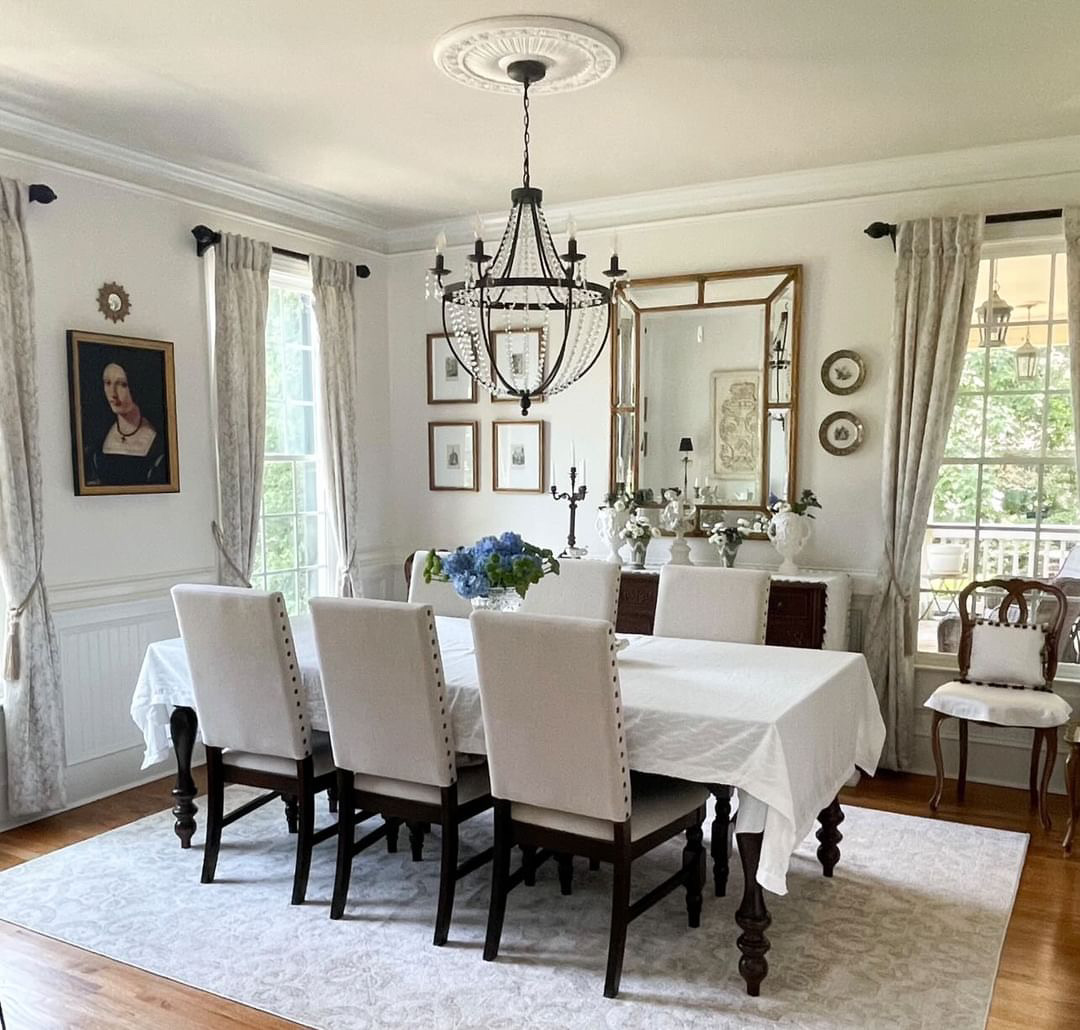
609 265 801 535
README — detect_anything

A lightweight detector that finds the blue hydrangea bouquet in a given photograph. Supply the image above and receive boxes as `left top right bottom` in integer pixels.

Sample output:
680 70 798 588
423 532 559 602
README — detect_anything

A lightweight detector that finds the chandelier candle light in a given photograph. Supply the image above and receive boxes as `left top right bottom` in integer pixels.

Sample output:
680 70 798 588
427 58 627 414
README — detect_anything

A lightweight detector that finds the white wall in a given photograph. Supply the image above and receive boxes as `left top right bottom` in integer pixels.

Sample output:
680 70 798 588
0 153 394 827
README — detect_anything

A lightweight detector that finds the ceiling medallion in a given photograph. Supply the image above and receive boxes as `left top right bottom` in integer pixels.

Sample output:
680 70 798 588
426 57 627 414
97 282 131 323
433 16 620 95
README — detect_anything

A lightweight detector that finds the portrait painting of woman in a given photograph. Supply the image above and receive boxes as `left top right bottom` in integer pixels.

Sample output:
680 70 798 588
67 330 180 495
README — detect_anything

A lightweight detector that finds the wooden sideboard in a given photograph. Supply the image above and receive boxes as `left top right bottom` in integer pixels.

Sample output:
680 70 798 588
616 570 828 648
404 556 830 650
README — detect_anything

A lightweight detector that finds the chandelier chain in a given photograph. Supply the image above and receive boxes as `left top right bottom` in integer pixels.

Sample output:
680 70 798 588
522 80 531 189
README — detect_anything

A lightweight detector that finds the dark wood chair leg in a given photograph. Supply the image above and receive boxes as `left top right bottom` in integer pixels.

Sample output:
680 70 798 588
556 853 574 896
331 772 355 920
326 780 338 814
283 794 299 834
1039 728 1058 833
200 747 224 884
603 835 632 999
1064 743 1078 854
1030 729 1045 812
683 821 705 928
735 831 771 997
170 705 199 849
291 760 315 905
709 785 732 896
520 844 538 886
385 817 401 854
929 712 947 811
589 857 600 871
816 797 844 877
408 821 426 862
433 815 459 946
957 719 969 803
483 801 513 962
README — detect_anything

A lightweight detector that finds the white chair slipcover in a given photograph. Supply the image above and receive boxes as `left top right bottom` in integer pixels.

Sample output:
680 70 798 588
171 584 316 761
407 550 473 617
519 560 621 623
654 566 771 645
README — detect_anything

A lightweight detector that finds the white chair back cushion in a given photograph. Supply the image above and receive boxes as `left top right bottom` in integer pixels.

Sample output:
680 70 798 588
471 610 629 823
310 598 454 787
519 560 620 623
653 565 771 644
966 621 1048 689
408 550 473 617
171 585 308 759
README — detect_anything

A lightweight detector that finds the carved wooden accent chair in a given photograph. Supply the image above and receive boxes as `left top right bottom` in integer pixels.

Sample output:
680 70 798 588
171 585 337 905
924 578 1070 830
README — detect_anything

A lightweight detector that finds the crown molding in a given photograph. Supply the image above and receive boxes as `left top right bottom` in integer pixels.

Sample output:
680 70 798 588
0 107 388 252
386 134 1080 254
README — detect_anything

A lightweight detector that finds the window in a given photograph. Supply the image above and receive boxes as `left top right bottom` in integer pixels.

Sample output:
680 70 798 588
250 264 331 615
920 243 1077 655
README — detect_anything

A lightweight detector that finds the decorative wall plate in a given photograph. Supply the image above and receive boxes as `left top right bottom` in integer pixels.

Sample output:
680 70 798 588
97 282 131 323
819 411 864 455
821 349 865 394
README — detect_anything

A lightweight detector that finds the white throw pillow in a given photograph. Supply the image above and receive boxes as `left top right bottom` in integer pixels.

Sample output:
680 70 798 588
965 620 1048 690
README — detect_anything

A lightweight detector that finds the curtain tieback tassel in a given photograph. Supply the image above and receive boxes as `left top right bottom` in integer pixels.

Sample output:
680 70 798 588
210 521 252 588
4 569 42 682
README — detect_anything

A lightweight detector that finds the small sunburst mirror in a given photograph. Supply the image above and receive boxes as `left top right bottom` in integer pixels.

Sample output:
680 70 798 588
96 282 131 323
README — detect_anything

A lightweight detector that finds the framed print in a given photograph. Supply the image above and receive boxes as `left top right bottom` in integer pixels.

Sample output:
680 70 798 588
427 332 477 404
428 420 479 491
491 328 545 403
493 419 545 493
67 329 179 496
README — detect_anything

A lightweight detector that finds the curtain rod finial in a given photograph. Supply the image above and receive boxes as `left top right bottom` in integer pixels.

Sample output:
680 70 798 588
28 184 56 204
356 264 371 278
191 224 221 257
864 221 898 249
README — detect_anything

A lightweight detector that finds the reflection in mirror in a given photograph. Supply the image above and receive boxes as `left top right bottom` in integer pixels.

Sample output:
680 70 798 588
610 266 800 533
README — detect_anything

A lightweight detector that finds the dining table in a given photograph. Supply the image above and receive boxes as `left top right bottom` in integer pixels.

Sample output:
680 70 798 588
131 613 886 996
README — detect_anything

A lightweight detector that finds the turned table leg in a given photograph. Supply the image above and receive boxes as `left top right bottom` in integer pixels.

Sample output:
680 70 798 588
816 796 845 877
735 831 771 996
709 785 732 897
170 705 198 849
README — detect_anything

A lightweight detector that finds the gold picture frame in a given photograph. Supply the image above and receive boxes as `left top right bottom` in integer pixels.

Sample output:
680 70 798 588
67 329 180 496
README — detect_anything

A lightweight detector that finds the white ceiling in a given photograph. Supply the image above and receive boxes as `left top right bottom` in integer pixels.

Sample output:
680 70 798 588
3 1 1080 231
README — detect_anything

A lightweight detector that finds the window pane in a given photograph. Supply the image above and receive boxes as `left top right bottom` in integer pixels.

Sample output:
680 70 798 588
266 571 298 614
1048 344 1071 390
286 347 314 403
931 464 978 523
980 463 1041 525
266 341 284 402
295 460 319 513
252 523 264 577
944 395 983 457
987 330 1047 393
1040 532 1080 576
266 401 285 454
299 514 321 567
1045 395 1075 457
286 402 315 455
1043 465 1079 525
263 516 297 572
983 394 1043 457
282 291 305 344
958 347 985 392
975 531 1036 580
262 460 294 515
993 254 1052 333
298 568 321 611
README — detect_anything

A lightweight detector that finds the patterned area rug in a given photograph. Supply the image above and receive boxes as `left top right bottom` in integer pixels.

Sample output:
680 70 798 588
0 793 1025 1029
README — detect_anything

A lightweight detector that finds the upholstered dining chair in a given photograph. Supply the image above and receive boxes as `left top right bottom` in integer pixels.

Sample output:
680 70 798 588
519 559 621 622
653 565 771 644
407 549 473 617
925 578 1071 830
471 610 708 998
310 597 493 944
171 585 336 904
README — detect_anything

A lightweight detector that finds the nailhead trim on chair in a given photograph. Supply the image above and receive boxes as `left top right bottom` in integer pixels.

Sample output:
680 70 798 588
277 594 310 755
610 626 630 819
428 607 455 781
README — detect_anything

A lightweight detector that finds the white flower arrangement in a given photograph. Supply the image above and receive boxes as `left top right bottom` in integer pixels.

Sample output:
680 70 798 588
619 512 655 542
706 515 769 546
601 489 635 513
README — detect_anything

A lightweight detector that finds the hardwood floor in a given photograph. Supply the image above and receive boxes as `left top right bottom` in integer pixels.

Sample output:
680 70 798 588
0 769 1077 1028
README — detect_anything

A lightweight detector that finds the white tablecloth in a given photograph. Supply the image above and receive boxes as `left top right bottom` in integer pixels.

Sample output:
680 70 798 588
131 615 885 895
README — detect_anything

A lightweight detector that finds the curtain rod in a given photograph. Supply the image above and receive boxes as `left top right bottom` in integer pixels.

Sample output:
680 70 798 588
864 209 1064 249
190 225 371 279
28 184 57 204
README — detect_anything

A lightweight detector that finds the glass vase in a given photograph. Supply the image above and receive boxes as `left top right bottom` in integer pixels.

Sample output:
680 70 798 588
470 587 524 612
721 542 741 568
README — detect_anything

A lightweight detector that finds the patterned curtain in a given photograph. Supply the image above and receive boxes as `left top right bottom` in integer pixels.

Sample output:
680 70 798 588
210 234 272 586
0 176 66 815
1064 209 1080 490
310 255 364 597
864 216 984 769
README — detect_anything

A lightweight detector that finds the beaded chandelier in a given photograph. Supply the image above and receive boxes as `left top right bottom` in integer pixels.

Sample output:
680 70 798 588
427 59 626 414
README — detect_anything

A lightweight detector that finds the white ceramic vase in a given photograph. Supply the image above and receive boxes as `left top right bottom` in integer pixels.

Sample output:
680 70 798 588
767 511 812 574
595 507 631 563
